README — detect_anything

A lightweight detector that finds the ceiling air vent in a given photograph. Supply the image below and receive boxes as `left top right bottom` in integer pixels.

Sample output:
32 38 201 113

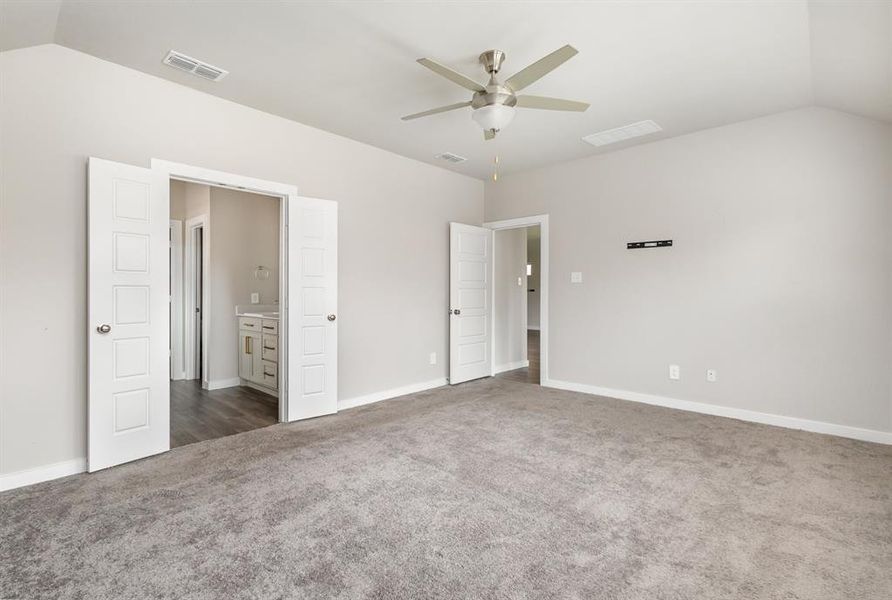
582 120 662 147
435 152 467 164
162 50 228 82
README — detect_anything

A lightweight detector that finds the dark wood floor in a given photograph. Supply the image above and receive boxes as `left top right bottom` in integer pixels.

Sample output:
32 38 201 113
170 380 278 448
496 330 540 384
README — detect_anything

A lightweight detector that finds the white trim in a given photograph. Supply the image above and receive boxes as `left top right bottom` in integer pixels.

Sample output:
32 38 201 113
542 378 892 445
338 378 447 411
184 214 208 384
169 220 185 380
0 458 86 492
494 360 530 374
484 214 549 383
152 159 299 424
527 326 540 331
206 377 242 390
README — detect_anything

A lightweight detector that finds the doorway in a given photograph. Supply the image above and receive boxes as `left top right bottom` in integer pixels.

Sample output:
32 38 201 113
169 180 282 447
492 225 541 384
87 157 338 472
486 214 549 385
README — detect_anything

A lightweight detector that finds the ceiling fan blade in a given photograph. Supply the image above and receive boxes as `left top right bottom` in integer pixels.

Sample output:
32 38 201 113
484 129 496 141
401 101 472 121
505 45 579 92
515 95 589 112
417 58 486 92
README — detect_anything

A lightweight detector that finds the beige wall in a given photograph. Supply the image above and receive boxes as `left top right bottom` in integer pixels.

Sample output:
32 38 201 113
486 107 892 434
207 186 279 385
493 228 527 370
0 45 483 475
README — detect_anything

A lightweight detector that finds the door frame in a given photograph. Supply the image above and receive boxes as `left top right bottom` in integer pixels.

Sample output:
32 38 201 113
169 219 185 380
152 159 296 423
483 214 549 383
183 214 208 385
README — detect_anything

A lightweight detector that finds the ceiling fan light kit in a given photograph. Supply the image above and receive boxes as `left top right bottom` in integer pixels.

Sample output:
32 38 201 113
403 45 589 140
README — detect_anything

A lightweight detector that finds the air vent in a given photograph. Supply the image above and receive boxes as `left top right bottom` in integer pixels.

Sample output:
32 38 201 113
162 50 228 82
435 152 467 164
582 120 662 147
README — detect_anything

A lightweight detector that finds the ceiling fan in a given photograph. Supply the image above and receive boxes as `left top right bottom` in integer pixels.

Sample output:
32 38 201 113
402 45 589 140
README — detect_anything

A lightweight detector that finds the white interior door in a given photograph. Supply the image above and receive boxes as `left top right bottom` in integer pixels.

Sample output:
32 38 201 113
287 197 338 420
449 223 493 384
88 158 169 472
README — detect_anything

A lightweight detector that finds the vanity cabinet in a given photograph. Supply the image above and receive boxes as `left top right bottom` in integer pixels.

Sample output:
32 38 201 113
238 317 278 393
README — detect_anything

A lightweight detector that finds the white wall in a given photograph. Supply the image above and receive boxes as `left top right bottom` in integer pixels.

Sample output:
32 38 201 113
486 107 892 435
527 227 541 330
0 45 483 475
207 186 279 386
493 228 527 371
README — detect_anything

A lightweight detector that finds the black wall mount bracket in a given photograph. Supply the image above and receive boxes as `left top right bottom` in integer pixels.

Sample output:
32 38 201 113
627 240 673 249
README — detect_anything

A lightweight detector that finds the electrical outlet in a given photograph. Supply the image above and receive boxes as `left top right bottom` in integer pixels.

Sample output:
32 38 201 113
570 271 583 283
669 364 680 380
706 369 717 382
250 292 260 304
429 352 437 365
517 277 523 287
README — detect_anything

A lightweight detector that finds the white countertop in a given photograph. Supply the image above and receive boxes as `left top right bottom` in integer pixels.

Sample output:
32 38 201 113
237 311 279 319
235 304 279 319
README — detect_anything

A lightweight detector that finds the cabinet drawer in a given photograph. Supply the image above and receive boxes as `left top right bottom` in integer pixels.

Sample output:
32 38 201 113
260 319 279 335
260 361 278 389
238 317 262 331
261 334 278 363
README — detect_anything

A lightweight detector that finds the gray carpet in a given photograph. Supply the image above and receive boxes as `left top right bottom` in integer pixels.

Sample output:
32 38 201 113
2 378 891 599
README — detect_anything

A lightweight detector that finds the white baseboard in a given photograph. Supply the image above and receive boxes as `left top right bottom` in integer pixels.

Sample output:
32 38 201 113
542 378 892 445
493 360 530 375
338 378 448 411
207 377 241 390
0 458 86 492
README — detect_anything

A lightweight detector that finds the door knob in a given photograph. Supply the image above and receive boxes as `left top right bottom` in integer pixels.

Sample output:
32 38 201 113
96 324 111 334
451 309 461 315
327 314 336 321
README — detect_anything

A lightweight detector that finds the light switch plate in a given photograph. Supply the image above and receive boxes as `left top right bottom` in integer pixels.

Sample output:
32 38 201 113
250 292 260 304
570 272 583 283
429 352 437 365
669 364 680 380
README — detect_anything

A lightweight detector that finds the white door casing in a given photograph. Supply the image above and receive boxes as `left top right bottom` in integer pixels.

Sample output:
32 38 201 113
88 158 169 472
287 197 338 420
449 223 493 384
169 220 184 380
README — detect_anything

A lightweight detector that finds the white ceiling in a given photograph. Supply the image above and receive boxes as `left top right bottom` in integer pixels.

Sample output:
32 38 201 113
1 1 889 179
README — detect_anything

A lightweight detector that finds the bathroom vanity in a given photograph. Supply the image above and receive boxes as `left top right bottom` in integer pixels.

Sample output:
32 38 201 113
236 306 279 396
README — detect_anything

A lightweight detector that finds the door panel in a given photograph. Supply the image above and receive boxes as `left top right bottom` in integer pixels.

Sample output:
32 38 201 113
449 223 493 384
287 197 338 420
88 158 169 472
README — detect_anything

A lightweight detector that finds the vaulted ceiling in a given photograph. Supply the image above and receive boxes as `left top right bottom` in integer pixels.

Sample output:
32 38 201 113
2 1 889 179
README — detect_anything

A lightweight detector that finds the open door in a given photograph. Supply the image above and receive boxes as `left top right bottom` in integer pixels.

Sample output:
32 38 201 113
88 158 169 471
287 197 338 420
449 223 493 384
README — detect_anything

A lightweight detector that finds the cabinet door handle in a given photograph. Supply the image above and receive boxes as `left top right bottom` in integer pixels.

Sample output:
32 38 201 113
262 325 275 330
264 371 274 377
245 337 252 354
263 346 275 350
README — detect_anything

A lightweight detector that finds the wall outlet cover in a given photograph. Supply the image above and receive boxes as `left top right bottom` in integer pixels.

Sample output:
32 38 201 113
250 293 260 304
570 271 583 283
706 369 717 382
429 352 437 365
669 364 680 380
